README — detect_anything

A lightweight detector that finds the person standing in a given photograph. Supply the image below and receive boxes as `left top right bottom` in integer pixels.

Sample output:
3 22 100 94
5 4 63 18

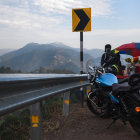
101 44 122 74
101 44 112 67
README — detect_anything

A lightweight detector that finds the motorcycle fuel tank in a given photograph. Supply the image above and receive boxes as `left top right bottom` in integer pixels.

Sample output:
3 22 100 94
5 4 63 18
96 73 118 86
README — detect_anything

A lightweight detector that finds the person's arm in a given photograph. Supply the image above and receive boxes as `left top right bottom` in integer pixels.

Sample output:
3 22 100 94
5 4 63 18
101 53 105 66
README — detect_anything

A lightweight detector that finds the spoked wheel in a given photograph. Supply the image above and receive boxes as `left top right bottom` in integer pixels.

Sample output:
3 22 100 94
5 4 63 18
87 90 110 118
124 95 140 135
128 99 140 135
129 114 140 135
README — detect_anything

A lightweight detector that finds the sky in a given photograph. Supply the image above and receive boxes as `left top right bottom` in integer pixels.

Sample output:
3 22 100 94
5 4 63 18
0 0 140 50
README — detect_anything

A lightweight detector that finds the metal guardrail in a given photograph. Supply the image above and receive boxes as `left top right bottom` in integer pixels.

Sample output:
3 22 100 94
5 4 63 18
0 74 89 116
0 74 90 140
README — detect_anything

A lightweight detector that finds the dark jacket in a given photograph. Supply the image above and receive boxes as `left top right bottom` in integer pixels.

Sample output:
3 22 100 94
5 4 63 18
101 52 121 67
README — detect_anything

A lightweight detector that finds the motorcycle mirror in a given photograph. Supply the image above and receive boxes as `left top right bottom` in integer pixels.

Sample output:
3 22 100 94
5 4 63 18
102 68 105 73
89 66 94 70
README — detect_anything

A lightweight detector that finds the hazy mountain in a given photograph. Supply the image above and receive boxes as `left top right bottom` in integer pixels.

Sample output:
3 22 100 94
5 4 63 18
0 49 14 56
85 49 104 59
0 43 103 73
51 42 104 58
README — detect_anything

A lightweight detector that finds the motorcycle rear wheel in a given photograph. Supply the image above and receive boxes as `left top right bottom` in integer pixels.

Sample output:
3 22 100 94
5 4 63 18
87 91 110 118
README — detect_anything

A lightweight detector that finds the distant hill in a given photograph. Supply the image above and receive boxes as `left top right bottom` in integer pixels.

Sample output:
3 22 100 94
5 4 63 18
0 49 14 56
0 43 103 73
85 49 104 59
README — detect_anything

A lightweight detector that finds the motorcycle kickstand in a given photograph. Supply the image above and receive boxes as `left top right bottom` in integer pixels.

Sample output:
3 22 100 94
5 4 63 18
106 118 117 129
122 119 127 125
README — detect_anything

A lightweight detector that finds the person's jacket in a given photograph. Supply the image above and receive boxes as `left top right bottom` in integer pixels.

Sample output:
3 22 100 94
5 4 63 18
101 52 121 67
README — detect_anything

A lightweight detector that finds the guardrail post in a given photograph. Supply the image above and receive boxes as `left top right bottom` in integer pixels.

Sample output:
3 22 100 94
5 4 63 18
86 85 91 95
80 87 84 108
63 91 70 116
80 79 84 108
30 102 42 140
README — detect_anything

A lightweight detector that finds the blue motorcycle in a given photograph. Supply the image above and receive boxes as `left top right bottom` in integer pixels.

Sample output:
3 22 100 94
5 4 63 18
87 62 140 135
87 65 118 117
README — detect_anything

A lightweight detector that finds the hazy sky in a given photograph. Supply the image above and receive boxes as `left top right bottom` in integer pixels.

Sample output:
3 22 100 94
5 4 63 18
0 0 140 50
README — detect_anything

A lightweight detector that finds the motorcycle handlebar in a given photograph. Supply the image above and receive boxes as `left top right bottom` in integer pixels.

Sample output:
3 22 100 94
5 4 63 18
88 66 104 75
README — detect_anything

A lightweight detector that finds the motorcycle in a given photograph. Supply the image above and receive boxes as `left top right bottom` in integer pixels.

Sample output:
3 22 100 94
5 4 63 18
86 62 118 118
86 60 140 135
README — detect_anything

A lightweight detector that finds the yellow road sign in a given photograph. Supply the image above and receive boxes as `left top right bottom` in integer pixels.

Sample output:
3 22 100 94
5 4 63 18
72 8 91 32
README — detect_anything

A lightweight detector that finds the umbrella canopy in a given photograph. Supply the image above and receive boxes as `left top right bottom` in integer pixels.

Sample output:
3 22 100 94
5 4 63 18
113 42 140 56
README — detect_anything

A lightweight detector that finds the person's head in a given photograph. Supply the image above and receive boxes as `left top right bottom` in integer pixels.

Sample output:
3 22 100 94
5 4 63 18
105 44 111 53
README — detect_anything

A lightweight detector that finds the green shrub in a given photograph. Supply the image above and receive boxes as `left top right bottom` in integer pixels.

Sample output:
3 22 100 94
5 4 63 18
0 109 30 140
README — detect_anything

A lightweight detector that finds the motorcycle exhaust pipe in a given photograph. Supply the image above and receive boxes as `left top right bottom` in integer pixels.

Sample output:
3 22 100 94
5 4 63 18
88 91 106 109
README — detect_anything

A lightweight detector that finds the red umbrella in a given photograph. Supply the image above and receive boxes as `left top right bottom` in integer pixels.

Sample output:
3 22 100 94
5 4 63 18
114 42 140 56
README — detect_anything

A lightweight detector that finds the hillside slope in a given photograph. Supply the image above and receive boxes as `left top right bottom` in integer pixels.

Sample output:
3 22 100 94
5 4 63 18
0 43 103 73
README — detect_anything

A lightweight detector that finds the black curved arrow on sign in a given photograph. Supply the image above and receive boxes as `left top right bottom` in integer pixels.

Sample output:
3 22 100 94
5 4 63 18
74 9 90 31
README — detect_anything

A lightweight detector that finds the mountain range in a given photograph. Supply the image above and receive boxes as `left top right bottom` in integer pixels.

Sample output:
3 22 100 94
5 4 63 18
0 42 104 73
0 49 14 56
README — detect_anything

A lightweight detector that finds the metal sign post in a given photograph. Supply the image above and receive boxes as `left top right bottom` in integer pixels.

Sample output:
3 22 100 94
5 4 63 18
80 32 83 74
72 8 91 108
72 8 91 107
80 32 84 107
72 8 91 73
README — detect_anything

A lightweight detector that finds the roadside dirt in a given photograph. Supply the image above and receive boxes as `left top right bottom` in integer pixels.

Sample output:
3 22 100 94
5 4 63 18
44 103 140 140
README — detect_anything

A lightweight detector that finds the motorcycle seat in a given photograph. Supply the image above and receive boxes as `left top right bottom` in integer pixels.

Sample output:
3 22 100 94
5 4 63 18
118 78 129 84
112 82 131 95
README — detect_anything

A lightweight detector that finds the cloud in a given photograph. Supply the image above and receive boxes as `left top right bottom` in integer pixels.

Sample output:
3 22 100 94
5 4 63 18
90 29 140 36
0 0 112 30
1 0 138 51
0 0 113 49
0 3 63 30
31 0 112 16
83 28 140 49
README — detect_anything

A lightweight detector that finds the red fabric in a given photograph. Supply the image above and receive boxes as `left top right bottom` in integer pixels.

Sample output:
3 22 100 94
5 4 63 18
117 75 129 79
117 43 135 51
134 56 139 61
116 42 140 56
135 50 140 56
136 67 140 73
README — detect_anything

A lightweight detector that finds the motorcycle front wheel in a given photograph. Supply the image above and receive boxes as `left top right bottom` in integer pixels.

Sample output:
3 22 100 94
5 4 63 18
124 95 140 135
87 90 110 118
129 114 140 135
